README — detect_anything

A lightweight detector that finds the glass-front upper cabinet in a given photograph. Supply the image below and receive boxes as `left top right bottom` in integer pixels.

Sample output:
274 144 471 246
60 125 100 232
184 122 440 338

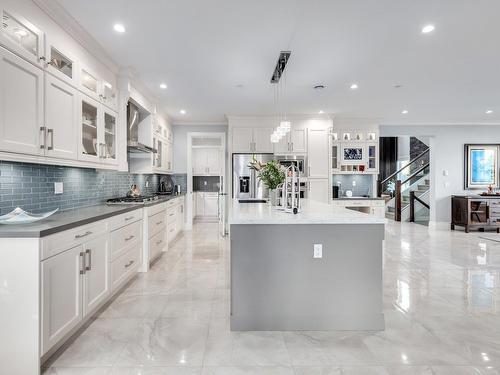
332 144 340 171
44 40 75 85
366 143 378 171
103 110 117 164
0 9 43 67
102 81 118 110
80 67 99 99
80 97 99 162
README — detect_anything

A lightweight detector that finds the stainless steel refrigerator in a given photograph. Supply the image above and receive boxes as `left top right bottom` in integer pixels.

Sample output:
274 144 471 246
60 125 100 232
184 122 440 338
232 154 274 200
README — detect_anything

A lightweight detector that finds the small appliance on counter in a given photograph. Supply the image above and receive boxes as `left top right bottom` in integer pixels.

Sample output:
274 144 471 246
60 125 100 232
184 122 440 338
174 184 182 195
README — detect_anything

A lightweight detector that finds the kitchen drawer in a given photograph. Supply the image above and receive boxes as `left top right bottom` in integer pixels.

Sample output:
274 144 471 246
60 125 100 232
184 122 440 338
149 229 166 261
108 209 143 231
41 220 107 260
167 199 179 209
167 221 177 243
148 211 166 238
148 202 167 217
110 220 142 260
111 243 140 292
167 207 177 224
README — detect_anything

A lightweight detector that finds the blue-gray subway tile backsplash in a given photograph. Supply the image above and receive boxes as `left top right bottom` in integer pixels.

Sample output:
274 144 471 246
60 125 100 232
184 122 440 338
0 161 169 215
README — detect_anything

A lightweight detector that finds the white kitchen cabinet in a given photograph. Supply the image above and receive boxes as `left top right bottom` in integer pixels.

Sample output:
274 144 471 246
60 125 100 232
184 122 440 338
275 127 307 154
193 147 221 176
79 65 100 101
232 127 253 153
41 245 83 355
0 46 44 155
195 192 205 217
366 142 378 172
204 193 219 217
253 128 274 153
308 179 330 204
0 8 44 68
44 36 76 87
82 234 110 316
308 128 330 178
177 198 185 232
45 73 78 160
102 108 117 164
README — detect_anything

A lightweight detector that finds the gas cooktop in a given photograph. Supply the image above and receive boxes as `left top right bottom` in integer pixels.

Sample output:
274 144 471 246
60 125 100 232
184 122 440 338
106 195 160 205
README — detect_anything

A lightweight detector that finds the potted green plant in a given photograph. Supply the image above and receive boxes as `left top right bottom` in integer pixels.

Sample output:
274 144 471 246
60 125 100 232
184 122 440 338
249 158 285 205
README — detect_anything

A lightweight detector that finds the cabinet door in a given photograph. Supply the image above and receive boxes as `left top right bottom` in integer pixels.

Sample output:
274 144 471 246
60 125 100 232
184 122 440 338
366 142 378 172
163 141 173 172
79 95 101 162
308 179 330 204
0 9 44 68
102 109 117 164
192 148 206 175
204 193 219 216
45 74 78 160
232 128 253 153
290 128 307 153
307 128 330 178
44 38 76 87
0 47 43 155
79 66 100 101
102 81 118 111
196 193 205 216
274 134 290 154
41 245 83 355
83 234 110 316
253 128 274 153
206 148 221 175
177 200 184 231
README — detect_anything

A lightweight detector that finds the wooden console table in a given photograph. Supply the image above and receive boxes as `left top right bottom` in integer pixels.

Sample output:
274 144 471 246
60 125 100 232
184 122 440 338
451 195 500 233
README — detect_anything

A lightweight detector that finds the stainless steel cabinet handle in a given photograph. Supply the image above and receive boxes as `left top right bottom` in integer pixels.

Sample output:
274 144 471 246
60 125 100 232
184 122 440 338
124 235 135 241
156 221 163 225
124 260 134 268
156 240 163 245
75 231 92 239
79 252 86 274
39 56 46 61
124 216 134 221
40 126 47 149
47 129 54 150
85 249 92 271
291 143 294 151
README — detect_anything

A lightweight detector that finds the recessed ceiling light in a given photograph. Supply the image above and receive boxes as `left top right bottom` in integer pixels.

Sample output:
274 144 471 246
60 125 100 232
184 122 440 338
113 23 126 33
486 110 493 114
319 110 324 114
402 110 409 114
350 83 358 90
421 24 435 34
180 109 186 115
160 83 167 89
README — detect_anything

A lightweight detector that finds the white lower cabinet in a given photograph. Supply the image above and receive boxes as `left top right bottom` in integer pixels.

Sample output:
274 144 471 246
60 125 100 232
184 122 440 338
82 234 110 315
41 245 83 355
194 192 218 218
308 179 330 204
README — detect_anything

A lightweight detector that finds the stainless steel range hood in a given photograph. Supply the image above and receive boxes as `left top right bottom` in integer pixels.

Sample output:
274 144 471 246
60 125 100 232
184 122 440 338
127 101 157 153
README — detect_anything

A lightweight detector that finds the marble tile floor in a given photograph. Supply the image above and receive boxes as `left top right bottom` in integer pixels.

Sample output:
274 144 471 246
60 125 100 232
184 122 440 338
43 221 500 375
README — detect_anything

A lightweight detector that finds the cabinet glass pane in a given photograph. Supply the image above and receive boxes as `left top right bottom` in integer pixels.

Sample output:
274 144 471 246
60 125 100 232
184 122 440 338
332 145 338 169
103 82 116 103
156 140 163 168
81 69 98 93
50 47 73 78
82 101 98 156
2 11 38 56
368 145 376 169
104 113 116 160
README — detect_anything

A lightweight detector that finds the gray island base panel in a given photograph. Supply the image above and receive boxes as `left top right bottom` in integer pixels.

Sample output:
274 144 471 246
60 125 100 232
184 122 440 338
230 223 385 331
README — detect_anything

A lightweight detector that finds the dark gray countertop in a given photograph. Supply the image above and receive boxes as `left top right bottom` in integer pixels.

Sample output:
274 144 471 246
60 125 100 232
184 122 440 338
0 194 185 238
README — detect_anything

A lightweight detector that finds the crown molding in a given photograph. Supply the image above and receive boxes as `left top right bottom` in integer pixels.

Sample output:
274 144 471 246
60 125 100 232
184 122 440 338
171 120 228 127
32 0 119 74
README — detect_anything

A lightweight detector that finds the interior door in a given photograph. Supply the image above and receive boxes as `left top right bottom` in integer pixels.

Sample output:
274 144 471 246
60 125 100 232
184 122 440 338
0 46 43 155
41 245 83 355
45 74 78 160
83 234 110 316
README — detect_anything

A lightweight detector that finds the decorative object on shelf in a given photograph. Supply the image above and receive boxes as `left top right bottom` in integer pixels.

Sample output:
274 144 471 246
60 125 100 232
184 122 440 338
464 144 499 189
0 207 58 225
248 158 285 205
343 147 363 161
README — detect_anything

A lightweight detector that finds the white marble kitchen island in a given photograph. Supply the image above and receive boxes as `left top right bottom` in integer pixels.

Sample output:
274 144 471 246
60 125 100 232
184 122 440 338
229 199 386 331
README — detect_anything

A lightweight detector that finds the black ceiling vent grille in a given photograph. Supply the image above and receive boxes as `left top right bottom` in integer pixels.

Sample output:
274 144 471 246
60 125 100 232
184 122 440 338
270 51 291 84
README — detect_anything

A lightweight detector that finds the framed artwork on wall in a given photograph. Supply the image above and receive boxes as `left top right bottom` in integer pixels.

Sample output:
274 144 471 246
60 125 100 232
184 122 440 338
464 144 500 189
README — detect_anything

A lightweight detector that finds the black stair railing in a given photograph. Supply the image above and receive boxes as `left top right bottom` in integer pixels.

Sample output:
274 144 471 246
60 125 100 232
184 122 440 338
409 191 430 222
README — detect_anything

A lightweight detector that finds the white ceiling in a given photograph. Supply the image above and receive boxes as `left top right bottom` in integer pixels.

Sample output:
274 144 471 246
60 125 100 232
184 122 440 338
56 0 500 125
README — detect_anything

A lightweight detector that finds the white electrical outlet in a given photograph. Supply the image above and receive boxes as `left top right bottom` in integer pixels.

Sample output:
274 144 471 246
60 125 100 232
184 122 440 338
204 181 208 186
313 244 323 258
54 182 63 195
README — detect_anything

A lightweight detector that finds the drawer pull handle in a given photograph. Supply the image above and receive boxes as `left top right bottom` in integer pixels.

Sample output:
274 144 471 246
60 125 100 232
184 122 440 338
156 221 163 225
124 260 135 268
169 213 174 217
85 249 92 271
75 231 92 239
125 235 135 241
124 216 135 221
156 240 163 245
79 252 86 275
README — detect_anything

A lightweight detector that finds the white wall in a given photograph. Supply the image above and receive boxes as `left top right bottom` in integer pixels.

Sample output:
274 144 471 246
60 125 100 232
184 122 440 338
172 125 228 173
380 125 500 227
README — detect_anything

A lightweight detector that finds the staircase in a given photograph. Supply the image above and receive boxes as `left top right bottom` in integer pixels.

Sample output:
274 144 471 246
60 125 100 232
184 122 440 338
378 147 430 225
